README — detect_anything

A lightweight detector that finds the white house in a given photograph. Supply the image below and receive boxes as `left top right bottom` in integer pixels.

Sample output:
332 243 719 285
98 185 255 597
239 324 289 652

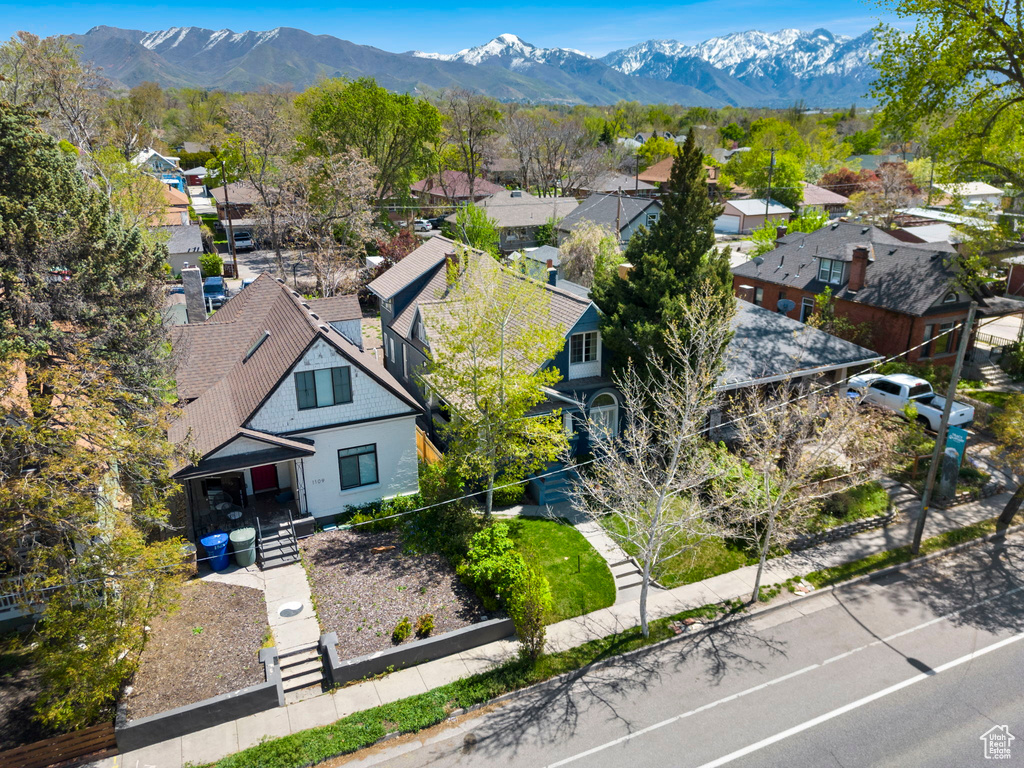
132 147 187 193
935 181 1004 209
170 273 421 567
715 198 793 234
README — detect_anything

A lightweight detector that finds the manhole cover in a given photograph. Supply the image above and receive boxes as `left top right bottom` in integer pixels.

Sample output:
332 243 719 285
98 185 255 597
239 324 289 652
278 601 303 617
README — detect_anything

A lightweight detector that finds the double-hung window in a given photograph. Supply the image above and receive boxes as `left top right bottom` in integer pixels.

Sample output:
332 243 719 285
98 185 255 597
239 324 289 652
817 258 844 284
295 367 352 410
338 444 378 490
570 332 598 364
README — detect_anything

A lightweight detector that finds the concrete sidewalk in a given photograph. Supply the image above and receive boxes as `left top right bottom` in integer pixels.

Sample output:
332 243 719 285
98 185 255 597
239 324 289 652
101 489 1015 768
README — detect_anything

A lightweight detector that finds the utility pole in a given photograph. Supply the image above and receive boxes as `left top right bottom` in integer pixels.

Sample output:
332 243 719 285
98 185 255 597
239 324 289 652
220 160 239 280
912 302 977 554
927 158 935 207
764 148 776 218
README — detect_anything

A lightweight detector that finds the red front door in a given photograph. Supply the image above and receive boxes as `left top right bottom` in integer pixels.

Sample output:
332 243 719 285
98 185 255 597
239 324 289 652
250 464 278 492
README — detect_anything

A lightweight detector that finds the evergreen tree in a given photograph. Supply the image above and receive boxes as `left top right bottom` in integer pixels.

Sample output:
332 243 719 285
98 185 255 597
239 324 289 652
592 130 733 378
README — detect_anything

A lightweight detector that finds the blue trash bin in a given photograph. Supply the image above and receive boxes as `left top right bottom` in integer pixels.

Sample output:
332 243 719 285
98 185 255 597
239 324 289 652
200 532 230 572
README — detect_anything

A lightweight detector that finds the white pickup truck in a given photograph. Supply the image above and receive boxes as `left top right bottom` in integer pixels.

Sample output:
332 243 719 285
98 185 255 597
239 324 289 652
847 373 975 431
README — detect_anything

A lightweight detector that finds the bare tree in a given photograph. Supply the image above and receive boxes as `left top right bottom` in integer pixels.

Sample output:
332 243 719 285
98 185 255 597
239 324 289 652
440 89 501 201
0 32 109 150
569 289 740 637
228 89 298 273
849 161 919 229
277 149 381 296
504 110 540 192
731 385 898 603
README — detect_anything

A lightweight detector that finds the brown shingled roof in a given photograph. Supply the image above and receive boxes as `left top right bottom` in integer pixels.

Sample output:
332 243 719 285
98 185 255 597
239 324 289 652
366 235 455 300
169 275 419 471
306 295 362 323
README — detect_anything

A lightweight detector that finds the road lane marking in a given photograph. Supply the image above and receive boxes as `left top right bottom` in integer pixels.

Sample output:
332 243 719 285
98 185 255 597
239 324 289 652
693 630 1024 768
545 585 1023 768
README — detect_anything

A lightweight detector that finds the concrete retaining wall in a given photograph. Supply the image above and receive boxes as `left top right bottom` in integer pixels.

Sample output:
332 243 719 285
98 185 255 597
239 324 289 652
321 618 515 687
115 647 284 752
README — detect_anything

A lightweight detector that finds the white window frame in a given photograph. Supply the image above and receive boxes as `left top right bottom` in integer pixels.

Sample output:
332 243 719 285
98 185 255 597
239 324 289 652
817 258 844 284
800 297 816 323
569 331 599 365
589 393 619 439
387 336 395 363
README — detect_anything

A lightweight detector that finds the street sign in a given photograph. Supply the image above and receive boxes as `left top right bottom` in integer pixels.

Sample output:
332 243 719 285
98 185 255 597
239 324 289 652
946 425 969 467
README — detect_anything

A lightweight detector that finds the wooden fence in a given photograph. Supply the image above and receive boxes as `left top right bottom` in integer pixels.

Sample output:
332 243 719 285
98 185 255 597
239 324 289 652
416 427 443 465
0 721 116 768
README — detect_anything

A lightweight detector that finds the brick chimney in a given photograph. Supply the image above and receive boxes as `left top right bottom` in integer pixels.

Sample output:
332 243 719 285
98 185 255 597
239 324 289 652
182 266 206 324
776 224 787 244
849 246 870 291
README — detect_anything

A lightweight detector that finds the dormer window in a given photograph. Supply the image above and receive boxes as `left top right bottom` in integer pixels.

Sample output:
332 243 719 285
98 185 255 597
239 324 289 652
570 332 598 364
942 291 958 304
817 258 845 284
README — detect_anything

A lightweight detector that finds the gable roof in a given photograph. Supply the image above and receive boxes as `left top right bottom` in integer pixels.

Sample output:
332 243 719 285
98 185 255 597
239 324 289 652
366 235 455 300
731 221 962 316
306 295 362 323
556 194 661 234
410 171 505 199
579 171 655 194
169 275 418 467
726 198 793 217
158 224 203 255
447 190 578 228
209 180 264 206
935 181 1003 198
800 182 849 206
721 300 882 390
132 147 181 169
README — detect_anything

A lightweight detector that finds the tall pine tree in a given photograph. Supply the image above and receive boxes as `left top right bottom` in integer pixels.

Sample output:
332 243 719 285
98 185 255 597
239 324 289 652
592 129 733 377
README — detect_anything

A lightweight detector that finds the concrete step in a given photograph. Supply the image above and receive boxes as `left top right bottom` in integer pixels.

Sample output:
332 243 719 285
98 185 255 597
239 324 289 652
261 552 300 569
282 667 323 692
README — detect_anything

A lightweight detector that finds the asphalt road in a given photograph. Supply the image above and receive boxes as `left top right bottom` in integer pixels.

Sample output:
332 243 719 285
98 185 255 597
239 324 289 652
341 533 1024 768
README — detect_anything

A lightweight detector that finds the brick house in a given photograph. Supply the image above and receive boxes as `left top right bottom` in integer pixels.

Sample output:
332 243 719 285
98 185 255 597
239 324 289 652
170 273 421 566
731 222 1024 364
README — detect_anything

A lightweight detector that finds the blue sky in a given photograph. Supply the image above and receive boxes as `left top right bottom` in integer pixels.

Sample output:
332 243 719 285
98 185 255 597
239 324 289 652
0 0 904 56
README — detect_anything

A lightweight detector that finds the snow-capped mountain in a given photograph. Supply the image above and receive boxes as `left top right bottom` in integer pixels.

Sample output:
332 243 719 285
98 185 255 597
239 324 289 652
70 25 878 106
602 28 877 100
413 34 591 72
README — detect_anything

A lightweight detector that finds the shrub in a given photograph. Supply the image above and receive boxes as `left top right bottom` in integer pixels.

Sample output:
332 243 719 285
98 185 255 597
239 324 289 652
1003 341 1024 379
199 252 223 277
492 477 525 507
958 464 990 489
457 523 528 606
821 493 853 519
507 564 552 660
392 616 412 644
345 493 422 532
415 614 434 638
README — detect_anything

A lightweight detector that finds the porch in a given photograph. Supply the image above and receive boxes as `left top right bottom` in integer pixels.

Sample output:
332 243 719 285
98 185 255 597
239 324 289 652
183 461 305 571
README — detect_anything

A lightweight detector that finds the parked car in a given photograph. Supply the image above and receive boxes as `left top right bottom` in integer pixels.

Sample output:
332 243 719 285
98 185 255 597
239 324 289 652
240 278 256 290
232 230 254 251
414 219 432 232
203 276 228 310
428 216 447 229
847 373 975 431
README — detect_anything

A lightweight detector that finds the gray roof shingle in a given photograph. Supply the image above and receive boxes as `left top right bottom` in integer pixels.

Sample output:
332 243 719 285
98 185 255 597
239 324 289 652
732 222 961 317
720 300 882 389
157 224 203 255
365 235 455 300
556 194 661 234
446 191 578 228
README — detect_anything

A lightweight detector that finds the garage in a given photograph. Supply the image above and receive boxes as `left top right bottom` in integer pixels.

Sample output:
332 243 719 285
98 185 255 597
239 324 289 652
715 214 741 233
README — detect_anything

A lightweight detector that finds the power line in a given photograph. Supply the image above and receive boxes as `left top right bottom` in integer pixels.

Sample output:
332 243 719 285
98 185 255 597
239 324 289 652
1 318 971 597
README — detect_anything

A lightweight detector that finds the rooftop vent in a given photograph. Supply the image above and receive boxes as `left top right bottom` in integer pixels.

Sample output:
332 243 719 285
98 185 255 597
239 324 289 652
243 330 271 362
276 277 285 284
302 303 310 309
510 190 523 198
319 324 330 333
310 313 320 320
291 291 300 297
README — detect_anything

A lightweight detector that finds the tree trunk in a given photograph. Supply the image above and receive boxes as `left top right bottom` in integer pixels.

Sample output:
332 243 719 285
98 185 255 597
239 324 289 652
639 559 651 638
484 468 495 521
751 507 776 604
997 482 1024 530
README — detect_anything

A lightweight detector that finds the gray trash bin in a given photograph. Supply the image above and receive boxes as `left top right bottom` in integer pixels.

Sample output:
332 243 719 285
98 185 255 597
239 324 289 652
229 527 257 567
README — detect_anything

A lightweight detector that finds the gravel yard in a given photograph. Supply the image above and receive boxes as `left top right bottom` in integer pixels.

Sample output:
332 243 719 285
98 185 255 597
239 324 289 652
124 581 270 720
301 529 487 660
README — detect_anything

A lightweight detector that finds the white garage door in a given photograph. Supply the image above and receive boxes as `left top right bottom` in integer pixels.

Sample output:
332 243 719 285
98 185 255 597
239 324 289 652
715 215 740 233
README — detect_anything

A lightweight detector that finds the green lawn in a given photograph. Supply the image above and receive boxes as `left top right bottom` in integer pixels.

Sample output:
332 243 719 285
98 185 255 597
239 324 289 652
807 481 890 533
508 518 616 623
962 390 1015 410
601 513 756 589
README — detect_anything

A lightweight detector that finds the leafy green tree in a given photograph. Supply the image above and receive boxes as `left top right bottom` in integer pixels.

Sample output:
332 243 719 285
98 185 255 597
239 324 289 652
592 131 733 378
637 135 676 170
720 148 805 210
805 287 877 347
89 146 168 231
803 127 856 183
720 122 744 144
872 0 1024 187
296 77 441 206
0 102 185 729
449 203 500 256
847 128 881 155
425 255 569 518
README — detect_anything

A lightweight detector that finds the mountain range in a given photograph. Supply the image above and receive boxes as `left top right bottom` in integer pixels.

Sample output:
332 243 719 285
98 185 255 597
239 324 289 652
68 26 878 107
